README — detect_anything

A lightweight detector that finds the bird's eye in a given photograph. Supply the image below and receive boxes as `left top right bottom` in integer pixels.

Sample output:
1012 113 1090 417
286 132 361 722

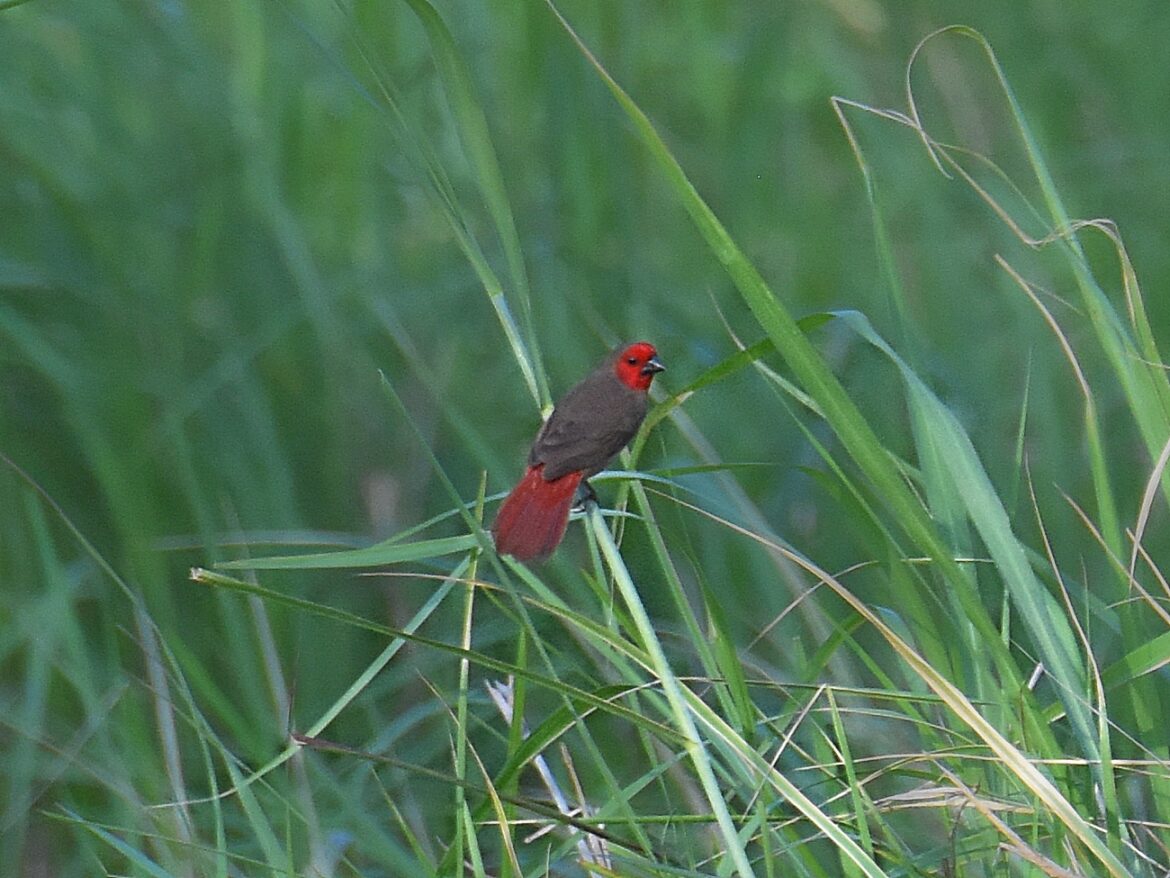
627 357 638 365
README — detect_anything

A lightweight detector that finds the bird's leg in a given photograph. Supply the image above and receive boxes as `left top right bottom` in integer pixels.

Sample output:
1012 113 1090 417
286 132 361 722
571 479 598 512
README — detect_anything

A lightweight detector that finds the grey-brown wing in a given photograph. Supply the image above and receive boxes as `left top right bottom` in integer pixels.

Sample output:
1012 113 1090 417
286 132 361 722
530 381 648 480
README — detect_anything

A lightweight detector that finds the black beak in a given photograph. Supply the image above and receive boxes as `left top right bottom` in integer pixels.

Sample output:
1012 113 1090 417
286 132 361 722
641 356 666 376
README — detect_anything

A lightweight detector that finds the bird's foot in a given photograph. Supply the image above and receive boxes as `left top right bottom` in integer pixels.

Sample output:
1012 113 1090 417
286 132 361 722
571 479 598 512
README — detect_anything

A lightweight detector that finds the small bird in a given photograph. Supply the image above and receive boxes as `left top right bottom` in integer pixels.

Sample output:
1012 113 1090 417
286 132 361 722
492 341 665 561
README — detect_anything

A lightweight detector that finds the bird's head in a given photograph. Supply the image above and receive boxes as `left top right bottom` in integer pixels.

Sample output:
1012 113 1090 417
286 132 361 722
613 342 665 392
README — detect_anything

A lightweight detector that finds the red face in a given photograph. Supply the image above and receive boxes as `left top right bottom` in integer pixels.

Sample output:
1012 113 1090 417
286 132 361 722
613 342 665 391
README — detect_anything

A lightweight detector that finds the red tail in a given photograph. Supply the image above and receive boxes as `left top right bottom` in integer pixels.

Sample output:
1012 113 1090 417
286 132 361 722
492 465 583 561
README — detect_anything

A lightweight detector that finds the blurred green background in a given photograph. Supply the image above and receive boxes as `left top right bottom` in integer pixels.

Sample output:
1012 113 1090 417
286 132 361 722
3 0 1170 874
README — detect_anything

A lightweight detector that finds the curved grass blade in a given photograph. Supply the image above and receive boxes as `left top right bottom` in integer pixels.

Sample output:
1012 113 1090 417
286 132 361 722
586 504 760 878
397 0 548 407
674 496 1133 878
835 308 1098 767
216 533 478 570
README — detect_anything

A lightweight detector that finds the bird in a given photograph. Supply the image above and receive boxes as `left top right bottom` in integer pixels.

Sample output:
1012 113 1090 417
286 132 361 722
492 341 665 561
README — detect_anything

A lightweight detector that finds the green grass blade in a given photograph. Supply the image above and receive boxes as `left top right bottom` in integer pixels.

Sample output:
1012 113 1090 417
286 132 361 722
60 810 179 878
836 309 1098 765
586 504 758 878
687 500 1133 877
216 533 478 569
189 566 457 798
397 0 548 407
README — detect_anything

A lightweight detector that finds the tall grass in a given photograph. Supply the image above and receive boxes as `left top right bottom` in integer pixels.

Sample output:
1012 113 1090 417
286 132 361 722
3 1 1170 876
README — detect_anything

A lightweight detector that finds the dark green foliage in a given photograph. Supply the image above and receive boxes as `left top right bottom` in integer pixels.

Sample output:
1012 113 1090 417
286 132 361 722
3 1 1169 875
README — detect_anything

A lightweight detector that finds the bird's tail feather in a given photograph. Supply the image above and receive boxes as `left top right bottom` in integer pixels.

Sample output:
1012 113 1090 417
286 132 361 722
492 466 582 561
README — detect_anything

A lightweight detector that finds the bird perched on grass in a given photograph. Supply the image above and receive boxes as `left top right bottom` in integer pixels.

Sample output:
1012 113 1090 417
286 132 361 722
492 341 665 561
